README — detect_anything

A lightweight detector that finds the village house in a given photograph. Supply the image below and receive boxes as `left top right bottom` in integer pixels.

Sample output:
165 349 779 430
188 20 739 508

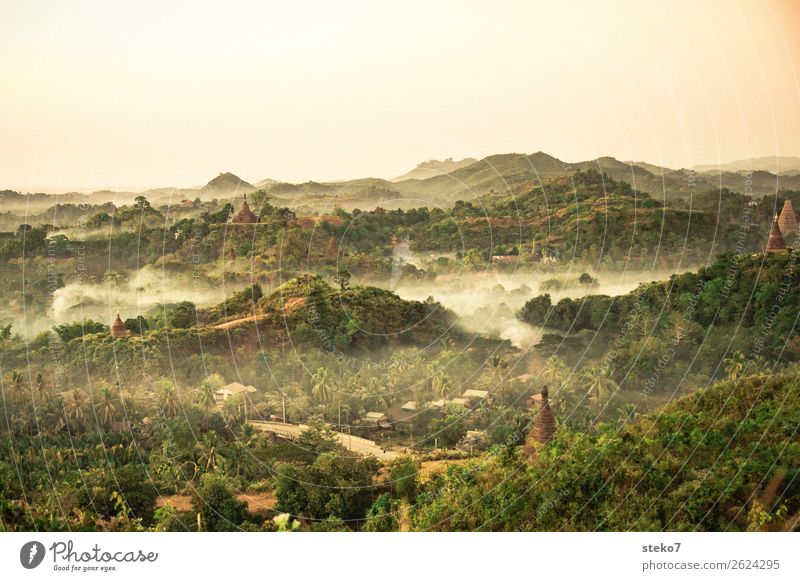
363 411 391 429
214 382 257 405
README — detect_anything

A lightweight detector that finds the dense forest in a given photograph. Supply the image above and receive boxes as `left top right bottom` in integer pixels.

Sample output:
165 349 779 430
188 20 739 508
1 170 798 532
518 251 800 423
408 371 799 532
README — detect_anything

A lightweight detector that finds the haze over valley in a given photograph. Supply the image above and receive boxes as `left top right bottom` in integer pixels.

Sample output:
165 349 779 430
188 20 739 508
1 0 798 536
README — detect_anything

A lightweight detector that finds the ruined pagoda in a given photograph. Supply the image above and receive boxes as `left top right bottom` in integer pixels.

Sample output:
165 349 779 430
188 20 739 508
524 386 557 458
111 314 127 339
765 215 788 254
231 194 258 224
778 199 798 237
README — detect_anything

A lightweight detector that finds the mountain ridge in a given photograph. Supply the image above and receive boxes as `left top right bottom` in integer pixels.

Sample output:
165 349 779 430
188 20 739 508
694 156 800 174
391 157 478 181
5 154 800 213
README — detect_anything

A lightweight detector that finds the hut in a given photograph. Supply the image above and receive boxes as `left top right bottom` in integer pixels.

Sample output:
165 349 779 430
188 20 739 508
387 402 416 428
778 199 798 237
214 382 257 405
524 386 556 457
111 314 127 339
765 215 788 253
364 411 391 429
401 401 418 412
231 195 258 224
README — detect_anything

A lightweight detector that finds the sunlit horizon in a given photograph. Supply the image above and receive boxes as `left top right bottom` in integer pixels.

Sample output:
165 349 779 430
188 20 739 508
2 0 799 192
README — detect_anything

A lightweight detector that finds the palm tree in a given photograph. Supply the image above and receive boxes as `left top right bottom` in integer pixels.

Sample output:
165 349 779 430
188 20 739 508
581 364 620 405
488 355 508 387
439 335 455 354
41 403 66 434
62 389 87 430
227 425 258 478
432 374 451 402
617 402 638 423
361 377 388 409
198 432 221 472
7 370 26 405
311 368 332 404
222 398 244 428
33 372 49 403
96 386 117 428
240 422 257 443
157 380 180 418
0 323 12 344
724 351 745 381
542 355 568 385
197 373 223 411
542 355 572 403
386 365 405 403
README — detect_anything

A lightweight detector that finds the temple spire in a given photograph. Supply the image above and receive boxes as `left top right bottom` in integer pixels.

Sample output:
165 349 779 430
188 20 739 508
765 215 787 253
231 194 257 223
778 199 798 237
111 313 127 339
524 385 557 458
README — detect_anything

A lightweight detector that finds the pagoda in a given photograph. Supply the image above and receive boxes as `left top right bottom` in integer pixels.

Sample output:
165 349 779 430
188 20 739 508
231 194 258 224
778 199 798 237
524 386 557 458
111 314 127 339
765 215 787 254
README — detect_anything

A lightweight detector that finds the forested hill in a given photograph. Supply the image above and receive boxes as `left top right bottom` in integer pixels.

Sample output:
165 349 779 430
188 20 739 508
408 371 800 531
409 169 781 265
261 152 800 204
0 276 457 388
518 251 800 396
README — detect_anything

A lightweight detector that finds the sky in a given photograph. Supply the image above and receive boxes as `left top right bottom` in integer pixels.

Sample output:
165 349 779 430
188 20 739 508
1 0 799 191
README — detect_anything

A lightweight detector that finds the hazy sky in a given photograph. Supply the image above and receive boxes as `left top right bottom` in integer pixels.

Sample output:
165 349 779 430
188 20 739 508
1 0 799 191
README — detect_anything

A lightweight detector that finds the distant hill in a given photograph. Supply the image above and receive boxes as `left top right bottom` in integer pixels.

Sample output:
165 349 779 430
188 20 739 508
695 156 800 175
202 172 255 194
622 160 674 175
391 157 478 181
6 154 800 217
388 153 800 203
253 178 279 188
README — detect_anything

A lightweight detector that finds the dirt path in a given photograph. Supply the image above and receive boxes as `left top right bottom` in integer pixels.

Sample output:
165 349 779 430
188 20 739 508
248 420 399 460
157 491 277 515
212 313 270 330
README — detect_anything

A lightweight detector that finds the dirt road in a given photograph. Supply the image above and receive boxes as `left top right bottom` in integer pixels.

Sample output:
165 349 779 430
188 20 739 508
248 420 399 460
